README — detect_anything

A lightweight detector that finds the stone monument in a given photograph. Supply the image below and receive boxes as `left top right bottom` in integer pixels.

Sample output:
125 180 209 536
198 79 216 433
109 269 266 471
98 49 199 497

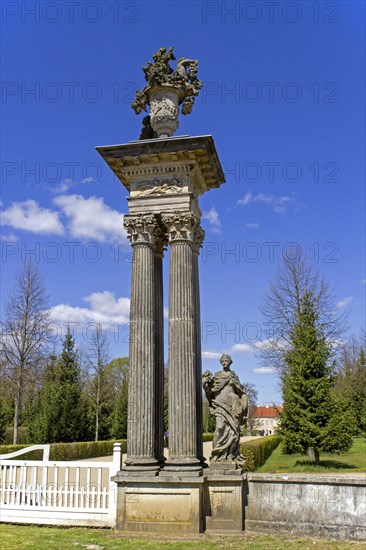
203 354 248 464
97 48 246 533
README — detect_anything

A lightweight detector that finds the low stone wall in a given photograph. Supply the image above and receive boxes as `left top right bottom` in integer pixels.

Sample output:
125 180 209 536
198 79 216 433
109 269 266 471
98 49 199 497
112 472 365 538
245 473 366 541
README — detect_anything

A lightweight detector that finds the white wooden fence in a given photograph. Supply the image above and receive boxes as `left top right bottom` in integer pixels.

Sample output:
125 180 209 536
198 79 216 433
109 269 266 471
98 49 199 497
0 443 122 527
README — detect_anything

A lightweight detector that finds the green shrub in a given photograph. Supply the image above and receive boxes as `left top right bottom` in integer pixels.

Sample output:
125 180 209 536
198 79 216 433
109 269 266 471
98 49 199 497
203 433 214 442
0 444 42 460
4 427 30 445
241 429 260 436
241 435 280 471
0 439 127 461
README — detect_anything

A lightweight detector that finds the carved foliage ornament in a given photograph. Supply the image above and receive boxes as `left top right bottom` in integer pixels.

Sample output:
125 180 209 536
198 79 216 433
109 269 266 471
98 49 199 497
132 47 202 118
134 177 184 196
193 225 205 254
162 212 200 243
124 215 163 246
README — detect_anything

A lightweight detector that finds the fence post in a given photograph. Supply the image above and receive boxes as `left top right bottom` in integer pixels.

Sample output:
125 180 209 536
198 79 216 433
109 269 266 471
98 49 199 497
109 443 122 526
113 443 122 473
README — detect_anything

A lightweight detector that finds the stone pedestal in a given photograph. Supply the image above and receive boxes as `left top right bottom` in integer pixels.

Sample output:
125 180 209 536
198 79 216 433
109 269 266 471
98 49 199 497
114 475 206 534
204 464 246 532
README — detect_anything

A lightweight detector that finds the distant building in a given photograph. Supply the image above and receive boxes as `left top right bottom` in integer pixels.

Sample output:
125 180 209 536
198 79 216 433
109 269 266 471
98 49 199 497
252 404 283 432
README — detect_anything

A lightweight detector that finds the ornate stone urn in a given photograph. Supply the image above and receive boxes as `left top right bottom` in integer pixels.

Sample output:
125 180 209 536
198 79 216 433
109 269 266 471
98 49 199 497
149 88 180 138
132 47 202 138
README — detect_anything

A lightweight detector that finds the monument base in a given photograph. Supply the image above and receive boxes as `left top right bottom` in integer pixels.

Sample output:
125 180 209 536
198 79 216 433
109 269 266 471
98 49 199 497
113 468 247 534
204 465 246 532
113 475 206 534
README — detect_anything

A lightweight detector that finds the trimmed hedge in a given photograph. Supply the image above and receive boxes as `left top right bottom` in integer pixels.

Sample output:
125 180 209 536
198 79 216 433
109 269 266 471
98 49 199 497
242 429 261 436
0 435 213 462
240 434 280 471
0 444 42 460
0 440 127 461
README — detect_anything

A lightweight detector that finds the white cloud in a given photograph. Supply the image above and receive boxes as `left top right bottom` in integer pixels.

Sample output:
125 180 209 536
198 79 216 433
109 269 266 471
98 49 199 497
49 177 97 194
230 343 253 354
253 339 273 350
202 207 222 233
328 338 345 350
245 223 260 229
49 290 130 329
49 178 73 194
1 200 64 235
54 194 127 241
253 367 276 374
202 343 253 360
335 296 354 309
237 192 303 214
253 338 290 355
202 350 222 360
163 307 169 319
0 232 18 242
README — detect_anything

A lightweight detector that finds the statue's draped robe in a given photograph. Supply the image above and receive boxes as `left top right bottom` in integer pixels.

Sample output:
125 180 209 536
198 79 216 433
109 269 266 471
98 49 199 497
205 370 248 461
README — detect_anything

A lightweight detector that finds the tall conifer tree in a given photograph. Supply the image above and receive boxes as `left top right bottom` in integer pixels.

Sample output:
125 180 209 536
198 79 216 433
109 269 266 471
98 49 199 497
280 292 354 465
31 329 89 443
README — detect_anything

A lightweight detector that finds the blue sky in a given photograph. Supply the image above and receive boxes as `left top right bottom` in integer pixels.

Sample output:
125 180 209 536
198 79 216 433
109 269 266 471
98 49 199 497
1 1 365 404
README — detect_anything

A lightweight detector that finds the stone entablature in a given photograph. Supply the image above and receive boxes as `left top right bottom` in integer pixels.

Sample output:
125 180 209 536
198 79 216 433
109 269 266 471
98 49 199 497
96 135 225 196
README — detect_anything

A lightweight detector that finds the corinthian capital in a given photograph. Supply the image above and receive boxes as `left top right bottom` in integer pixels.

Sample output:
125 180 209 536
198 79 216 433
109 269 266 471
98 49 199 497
192 224 205 255
161 212 199 242
123 214 161 245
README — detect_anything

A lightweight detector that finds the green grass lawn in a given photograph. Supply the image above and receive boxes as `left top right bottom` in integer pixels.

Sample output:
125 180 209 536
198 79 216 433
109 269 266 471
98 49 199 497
1 524 365 550
257 437 366 473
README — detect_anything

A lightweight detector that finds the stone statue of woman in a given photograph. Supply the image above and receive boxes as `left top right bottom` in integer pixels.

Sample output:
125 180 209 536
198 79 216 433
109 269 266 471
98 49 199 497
202 354 248 462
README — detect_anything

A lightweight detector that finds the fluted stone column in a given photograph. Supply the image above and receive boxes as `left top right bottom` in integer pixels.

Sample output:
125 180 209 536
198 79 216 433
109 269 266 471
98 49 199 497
161 212 202 475
193 226 205 465
122 214 161 475
154 234 166 464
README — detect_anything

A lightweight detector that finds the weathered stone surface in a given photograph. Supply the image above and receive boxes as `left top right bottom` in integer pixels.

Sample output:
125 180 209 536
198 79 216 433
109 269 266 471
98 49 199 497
121 214 163 475
193 226 205 466
245 473 366 541
113 471 366 538
204 475 245 532
128 193 201 218
95 135 225 195
131 47 203 137
207 462 244 476
154 234 166 465
98 129 226 531
203 355 248 463
161 212 203 475
115 477 206 533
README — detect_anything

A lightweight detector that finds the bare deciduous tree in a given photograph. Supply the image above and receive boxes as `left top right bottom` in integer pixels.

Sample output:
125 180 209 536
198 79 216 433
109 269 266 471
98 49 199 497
241 381 258 429
86 323 110 441
259 252 348 376
1 261 51 443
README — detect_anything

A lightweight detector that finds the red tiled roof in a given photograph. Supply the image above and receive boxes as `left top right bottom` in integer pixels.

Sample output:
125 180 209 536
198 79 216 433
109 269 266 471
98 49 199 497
252 405 282 418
